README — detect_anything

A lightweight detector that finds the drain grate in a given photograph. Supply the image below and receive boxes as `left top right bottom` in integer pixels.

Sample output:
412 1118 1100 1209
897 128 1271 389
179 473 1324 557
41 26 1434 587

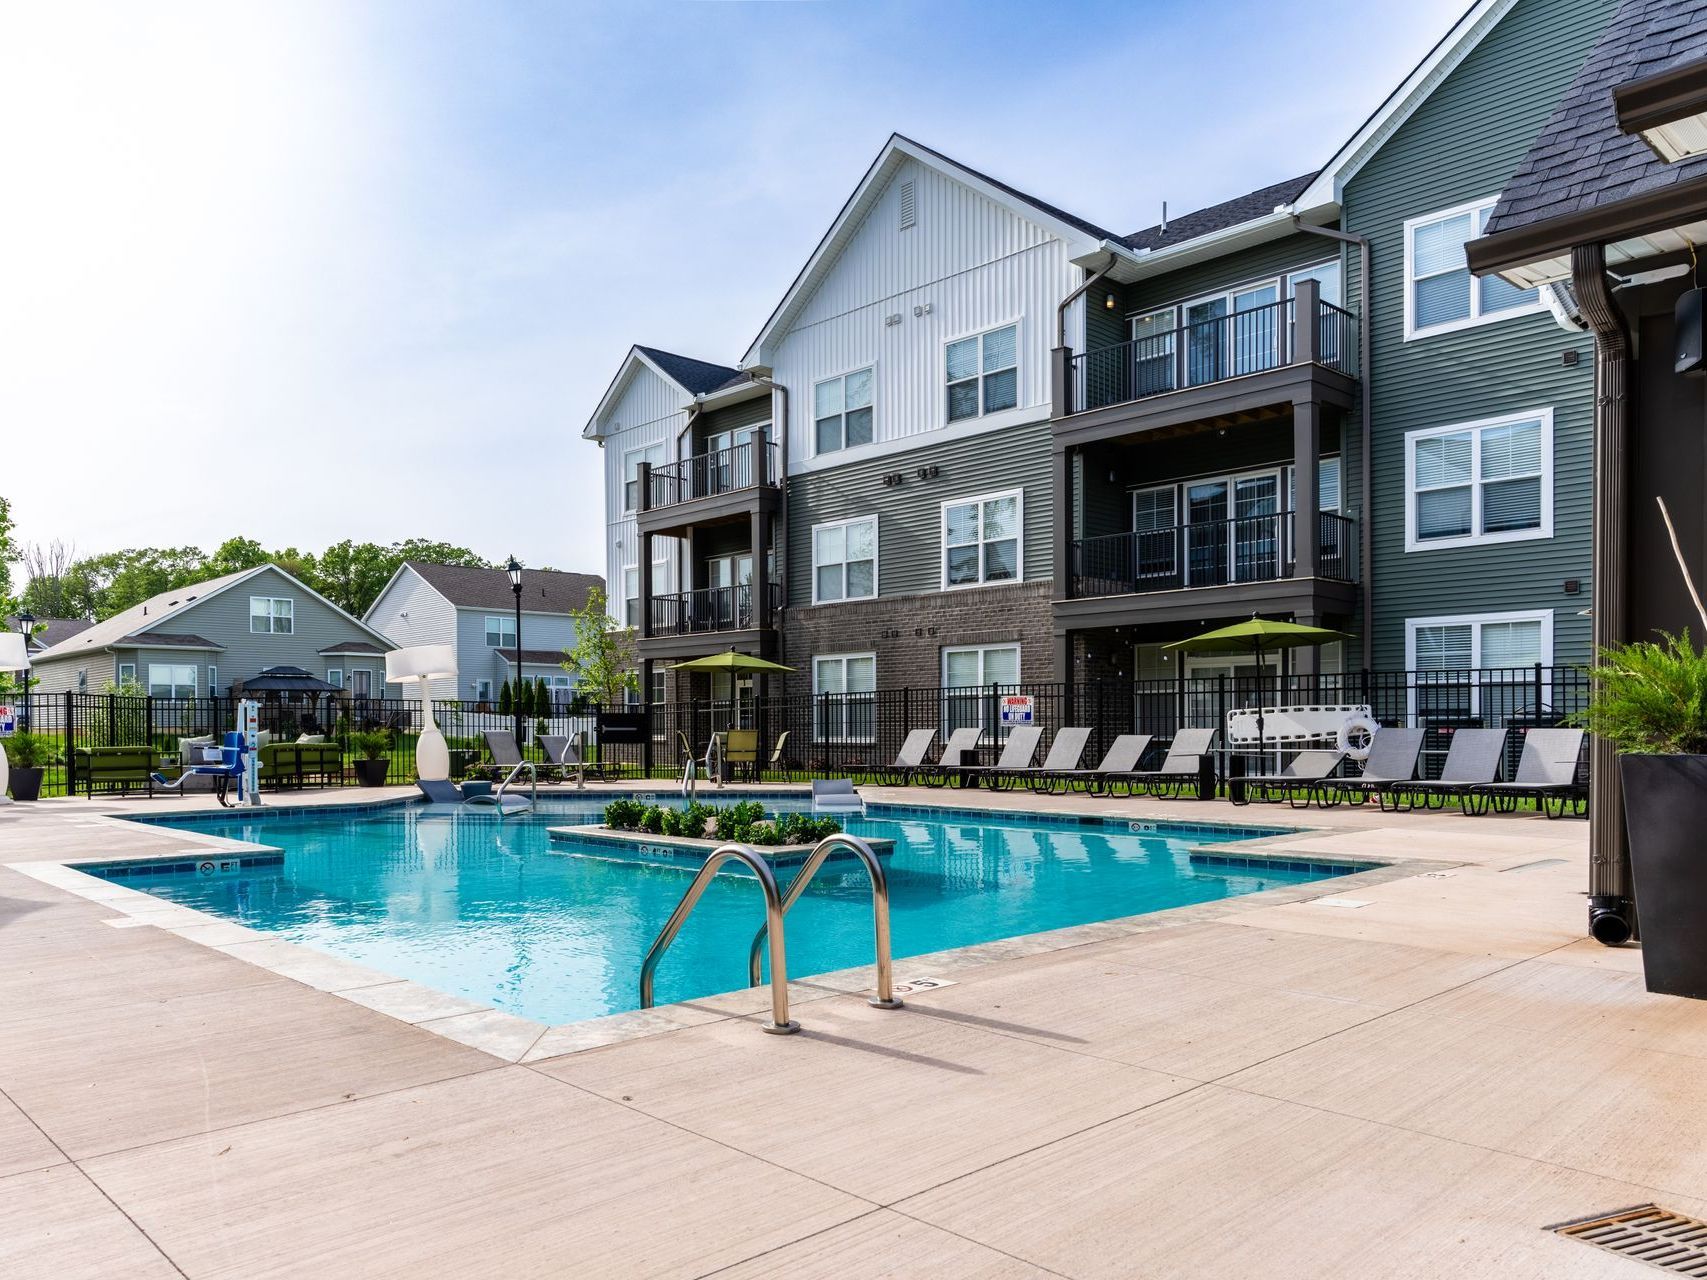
1552 1204 1707 1274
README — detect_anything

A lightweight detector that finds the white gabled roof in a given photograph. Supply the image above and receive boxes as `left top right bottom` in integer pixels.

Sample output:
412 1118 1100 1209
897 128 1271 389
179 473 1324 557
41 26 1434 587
740 133 1120 368
1293 0 1518 211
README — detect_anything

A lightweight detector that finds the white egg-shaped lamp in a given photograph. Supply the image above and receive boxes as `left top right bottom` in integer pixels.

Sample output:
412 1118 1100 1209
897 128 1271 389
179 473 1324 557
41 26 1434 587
0 633 30 804
385 644 457 782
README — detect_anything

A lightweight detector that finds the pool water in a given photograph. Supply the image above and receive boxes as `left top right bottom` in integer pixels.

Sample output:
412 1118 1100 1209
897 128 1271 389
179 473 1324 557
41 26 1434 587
95 798 1348 1025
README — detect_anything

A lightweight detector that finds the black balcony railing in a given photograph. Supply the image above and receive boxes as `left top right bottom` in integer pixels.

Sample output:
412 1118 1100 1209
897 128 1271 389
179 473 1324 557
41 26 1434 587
646 440 780 509
1070 297 1359 415
1070 510 1356 598
647 582 785 636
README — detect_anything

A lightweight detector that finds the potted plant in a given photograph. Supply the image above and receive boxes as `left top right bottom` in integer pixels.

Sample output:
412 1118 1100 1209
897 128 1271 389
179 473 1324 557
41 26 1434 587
351 730 392 787
1579 630 1707 997
5 732 58 802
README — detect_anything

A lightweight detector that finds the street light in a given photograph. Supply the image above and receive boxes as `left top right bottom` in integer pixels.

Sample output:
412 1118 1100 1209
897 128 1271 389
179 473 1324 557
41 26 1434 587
14 612 33 732
506 556 523 748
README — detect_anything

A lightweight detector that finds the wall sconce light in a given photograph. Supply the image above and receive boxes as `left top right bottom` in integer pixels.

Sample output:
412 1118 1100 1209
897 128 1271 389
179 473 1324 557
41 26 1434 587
1104 293 1117 310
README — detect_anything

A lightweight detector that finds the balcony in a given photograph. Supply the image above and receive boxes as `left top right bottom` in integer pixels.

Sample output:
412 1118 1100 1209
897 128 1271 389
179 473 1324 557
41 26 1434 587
1051 287 1359 449
645 582 785 639
637 439 782 537
1056 510 1359 631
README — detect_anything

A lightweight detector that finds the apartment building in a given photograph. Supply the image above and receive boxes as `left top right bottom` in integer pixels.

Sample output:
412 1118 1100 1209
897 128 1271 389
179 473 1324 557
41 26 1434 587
584 0 1616 717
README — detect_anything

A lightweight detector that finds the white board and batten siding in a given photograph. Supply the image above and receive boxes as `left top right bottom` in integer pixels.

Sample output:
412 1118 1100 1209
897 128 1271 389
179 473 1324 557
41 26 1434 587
595 363 686 624
769 157 1084 474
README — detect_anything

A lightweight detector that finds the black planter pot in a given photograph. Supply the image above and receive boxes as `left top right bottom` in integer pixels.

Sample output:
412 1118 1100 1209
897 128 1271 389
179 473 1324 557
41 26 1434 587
354 758 391 788
8 767 44 802
1620 754 1707 999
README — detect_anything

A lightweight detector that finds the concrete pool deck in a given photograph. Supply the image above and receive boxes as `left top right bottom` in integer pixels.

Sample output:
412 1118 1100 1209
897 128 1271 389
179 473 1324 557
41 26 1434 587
2 783 1701 1277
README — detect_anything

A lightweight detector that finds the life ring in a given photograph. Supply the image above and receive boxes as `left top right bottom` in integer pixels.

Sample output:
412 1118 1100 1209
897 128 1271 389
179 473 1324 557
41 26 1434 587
1336 712 1380 762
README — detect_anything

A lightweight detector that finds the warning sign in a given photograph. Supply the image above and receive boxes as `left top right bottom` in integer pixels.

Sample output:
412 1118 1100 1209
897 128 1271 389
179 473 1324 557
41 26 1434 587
998 694 1034 726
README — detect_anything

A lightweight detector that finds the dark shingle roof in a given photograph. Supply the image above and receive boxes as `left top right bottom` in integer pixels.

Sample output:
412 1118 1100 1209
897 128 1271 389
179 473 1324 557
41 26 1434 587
407 562 603 615
496 648 572 666
1123 174 1318 252
318 641 387 656
11 616 92 650
1483 0 1707 238
635 347 744 396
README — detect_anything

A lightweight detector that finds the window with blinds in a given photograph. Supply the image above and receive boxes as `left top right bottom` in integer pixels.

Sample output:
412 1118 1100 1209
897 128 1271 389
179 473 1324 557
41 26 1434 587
1406 410 1550 551
1405 198 1541 339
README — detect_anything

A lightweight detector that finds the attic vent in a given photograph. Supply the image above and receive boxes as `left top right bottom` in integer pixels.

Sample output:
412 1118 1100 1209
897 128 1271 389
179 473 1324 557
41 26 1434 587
898 179 917 230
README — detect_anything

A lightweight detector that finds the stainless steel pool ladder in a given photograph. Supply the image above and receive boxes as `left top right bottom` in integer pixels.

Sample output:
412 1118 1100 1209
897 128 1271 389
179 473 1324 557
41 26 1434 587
748 833 901 1010
491 760 538 815
639 843 797 1034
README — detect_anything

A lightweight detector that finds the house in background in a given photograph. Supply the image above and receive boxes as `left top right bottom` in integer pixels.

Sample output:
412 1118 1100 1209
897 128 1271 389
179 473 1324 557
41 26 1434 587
363 561 605 705
27 565 397 699
6 616 94 657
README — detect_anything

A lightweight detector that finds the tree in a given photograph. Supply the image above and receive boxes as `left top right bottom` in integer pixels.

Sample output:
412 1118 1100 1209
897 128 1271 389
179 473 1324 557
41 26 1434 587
202 537 270 578
497 679 514 717
16 541 92 619
563 586 636 707
0 495 15 613
311 539 489 616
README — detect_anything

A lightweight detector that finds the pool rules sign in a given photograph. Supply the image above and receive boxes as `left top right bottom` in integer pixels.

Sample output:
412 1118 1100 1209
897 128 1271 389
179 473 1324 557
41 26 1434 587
999 694 1034 726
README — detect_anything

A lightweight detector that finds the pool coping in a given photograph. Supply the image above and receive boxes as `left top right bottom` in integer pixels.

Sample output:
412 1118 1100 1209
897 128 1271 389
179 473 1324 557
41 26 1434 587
6 792 1444 1065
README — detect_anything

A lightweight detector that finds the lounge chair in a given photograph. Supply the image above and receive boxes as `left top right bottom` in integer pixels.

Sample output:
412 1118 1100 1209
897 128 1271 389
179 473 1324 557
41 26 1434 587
877 728 937 785
915 727 986 787
765 730 792 779
1119 727 1219 797
542 732 605 782
1317 728 1426 809
480 730 526 783
957 725 1043 789
811 778 864 813
1001 727 1093 791
1389 728 1508 812
1229 749 1345 806
1464 727 1586 818
1040 733 1153 796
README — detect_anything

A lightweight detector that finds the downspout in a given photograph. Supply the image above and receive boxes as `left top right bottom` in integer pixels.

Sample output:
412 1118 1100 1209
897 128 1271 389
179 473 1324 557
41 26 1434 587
1293 217 1374 670
1571 242 1635 946
1056 252 1117 348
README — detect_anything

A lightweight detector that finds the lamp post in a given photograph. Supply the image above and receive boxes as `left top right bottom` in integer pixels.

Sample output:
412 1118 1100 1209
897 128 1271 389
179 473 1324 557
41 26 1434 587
15 612 34 732
506 556 524 749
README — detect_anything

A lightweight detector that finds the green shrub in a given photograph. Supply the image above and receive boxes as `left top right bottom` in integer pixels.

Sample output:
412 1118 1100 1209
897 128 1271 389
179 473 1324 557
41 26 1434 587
639 804 666 835
351 729 391 760
603 797 645 830
1574 631 1707 755
676 801 712 839
4 731 60 769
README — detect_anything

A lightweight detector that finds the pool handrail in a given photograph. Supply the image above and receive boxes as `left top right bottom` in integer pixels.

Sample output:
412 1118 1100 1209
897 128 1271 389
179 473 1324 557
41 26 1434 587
639 842 798 1034
747 833 902 1011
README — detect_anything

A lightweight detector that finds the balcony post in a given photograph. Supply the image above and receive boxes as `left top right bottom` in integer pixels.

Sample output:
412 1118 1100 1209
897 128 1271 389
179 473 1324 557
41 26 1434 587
751 507 770 632
1050 345 1074 418
1292 398 1321 579
638 531 654 639
1054 443 1074 604
637 459 653 513
1292 277 1319 365
749 433 767 489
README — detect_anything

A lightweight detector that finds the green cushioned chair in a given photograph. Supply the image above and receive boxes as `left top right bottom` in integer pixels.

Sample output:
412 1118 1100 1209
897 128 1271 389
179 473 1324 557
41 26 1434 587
73 746 161 798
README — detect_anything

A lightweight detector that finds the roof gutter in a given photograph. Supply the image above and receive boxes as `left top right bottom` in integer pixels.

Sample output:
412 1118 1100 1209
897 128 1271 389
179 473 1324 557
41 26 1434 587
1292 216 1375 671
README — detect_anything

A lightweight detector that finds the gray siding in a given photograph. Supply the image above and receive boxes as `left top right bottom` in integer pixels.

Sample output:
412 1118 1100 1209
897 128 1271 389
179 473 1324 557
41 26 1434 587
1343 0 1612 668
786 417 1054 606
365 567 459 700
454 606 579 697
1123 231 1344 316
693 395 772 448
30 650 115 696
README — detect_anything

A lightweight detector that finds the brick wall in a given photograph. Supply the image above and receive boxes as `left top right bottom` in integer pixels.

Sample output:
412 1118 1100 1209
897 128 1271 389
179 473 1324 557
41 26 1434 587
780 581 1052 694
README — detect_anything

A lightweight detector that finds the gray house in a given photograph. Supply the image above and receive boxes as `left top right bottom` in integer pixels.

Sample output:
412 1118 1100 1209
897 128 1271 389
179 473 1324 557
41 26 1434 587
363 561 604 705
28 565 398 698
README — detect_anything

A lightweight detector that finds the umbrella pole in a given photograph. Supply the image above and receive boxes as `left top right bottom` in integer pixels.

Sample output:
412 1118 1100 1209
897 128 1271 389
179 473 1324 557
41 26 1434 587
1255 638 1266 770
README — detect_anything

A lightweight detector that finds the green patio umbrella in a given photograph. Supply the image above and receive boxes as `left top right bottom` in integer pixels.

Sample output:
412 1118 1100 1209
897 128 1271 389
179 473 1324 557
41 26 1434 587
666 649 794 673
1164 617 1351 761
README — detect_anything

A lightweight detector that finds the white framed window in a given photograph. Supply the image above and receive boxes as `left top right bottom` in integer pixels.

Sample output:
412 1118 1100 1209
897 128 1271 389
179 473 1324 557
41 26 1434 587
622 442 665 511
812 652 876 742
475 678 493 702
946 323 1018 422
1132 485 1180 581
942 489 1022 588
812 516 878 604
1405 409 1552 551
117 662 137 686
207 664 218 695
622 566 641 628
484 615 518 648
1406 609 1553 719
77 668 88 693
813 367 874 455
941 643 1020 735
1286 259 1343 308
648 669 665 706
250 596 293 634
147 663 196 698
326 668 343 690
1404 197 1543 339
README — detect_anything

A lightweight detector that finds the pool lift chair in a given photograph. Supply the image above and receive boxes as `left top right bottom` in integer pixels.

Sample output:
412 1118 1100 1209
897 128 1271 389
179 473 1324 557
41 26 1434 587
151 732 253 808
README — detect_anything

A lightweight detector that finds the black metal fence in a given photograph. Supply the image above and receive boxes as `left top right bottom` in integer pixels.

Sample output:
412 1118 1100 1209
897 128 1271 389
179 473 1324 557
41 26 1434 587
7 665 1588 800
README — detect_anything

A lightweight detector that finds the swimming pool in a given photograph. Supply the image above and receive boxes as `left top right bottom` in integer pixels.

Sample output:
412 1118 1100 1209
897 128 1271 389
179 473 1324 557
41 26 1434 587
90 797 1352 1025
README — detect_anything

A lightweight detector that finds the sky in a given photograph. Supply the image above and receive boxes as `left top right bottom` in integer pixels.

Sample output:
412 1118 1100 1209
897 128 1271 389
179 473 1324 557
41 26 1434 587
1 0 1467 579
